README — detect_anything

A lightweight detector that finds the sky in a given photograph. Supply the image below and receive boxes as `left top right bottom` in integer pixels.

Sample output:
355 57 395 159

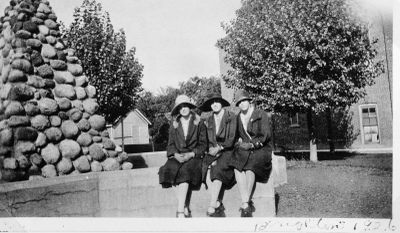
0 0 394 94
0 0 242 94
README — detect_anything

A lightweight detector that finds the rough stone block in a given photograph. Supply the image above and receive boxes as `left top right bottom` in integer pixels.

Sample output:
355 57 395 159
14 127 38 141
5 101 25 117
30 114 50 131
73 156 90 173
61 120 79 139
54 84 76 99
38 98 58 115
9 84 34 101
54 70 73 84
59 139 81 160
8 115 30 127
44 127 63 143
83 99 99 115
42 164 57 177
89 143 105 161
41 143 60 164
36 64 53 79
56 158 73 175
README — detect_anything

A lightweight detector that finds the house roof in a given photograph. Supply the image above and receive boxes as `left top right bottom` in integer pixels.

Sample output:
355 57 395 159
111 109 152 126
134 109 152 125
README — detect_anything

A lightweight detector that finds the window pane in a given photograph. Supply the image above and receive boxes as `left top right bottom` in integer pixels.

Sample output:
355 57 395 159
364 126 371 134
362 108 369 113
369 107 376 113
370 126 378 134
371 134 379 143
369 117 377 126
362 118 370 126
364 134 372 143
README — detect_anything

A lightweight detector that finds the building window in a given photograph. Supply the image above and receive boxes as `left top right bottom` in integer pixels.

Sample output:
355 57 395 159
289 113 300 128
360 105 380 144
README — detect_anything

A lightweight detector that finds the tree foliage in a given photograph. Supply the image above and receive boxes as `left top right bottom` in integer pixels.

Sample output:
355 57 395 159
217 0 384 114
179 76 221 107
61 0 143 123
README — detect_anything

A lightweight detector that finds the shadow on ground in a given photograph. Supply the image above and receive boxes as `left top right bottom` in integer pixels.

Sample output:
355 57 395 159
275 151 359 161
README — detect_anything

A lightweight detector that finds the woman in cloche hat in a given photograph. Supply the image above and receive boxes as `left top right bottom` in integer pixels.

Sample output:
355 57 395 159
199 94 237 217
229 90 273 217
158 94 207 218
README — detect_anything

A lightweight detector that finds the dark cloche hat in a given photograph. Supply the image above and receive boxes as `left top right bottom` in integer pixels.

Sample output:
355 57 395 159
234 89 252 107
199 94 230 112
171 94 196 116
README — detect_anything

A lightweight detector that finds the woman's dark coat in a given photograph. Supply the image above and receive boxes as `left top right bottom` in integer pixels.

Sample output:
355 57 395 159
230 108 273 183
202 110 236 190
158 112 207 190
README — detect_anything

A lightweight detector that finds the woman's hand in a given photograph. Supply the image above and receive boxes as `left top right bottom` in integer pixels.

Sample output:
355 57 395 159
182 152 195 162
208 146 221 156
174 153 186 163
238 142 254 150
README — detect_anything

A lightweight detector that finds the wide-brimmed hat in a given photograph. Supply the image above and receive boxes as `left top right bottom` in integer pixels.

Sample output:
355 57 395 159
234 89 252 106
199 94 230 112
171 94 196 116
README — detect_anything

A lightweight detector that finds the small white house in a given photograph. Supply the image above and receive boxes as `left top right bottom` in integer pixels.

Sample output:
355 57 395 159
107 109 152 145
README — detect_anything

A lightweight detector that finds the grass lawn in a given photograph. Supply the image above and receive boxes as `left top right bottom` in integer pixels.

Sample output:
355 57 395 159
275 153 392 218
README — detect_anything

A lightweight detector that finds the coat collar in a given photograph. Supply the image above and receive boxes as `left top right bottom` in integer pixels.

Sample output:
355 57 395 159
172 112 200 129
249 109 262 122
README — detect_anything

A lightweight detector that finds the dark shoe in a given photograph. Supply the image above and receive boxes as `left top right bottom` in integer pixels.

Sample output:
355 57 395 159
249 200 256 213
184 207 192 218
239 206 252 217
215 203 226 217
207 203 226 217
206 207 218 217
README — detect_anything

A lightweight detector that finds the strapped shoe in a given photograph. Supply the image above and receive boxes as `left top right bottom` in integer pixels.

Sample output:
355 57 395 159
176 211 185 218
249 200 256 213
239 203 252 217
184 207 192 218
207 202 226 217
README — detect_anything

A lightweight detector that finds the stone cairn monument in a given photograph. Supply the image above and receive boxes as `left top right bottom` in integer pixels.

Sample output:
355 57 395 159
0 0 133 182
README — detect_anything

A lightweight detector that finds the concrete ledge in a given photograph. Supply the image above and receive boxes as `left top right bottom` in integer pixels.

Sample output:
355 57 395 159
0 152 287 217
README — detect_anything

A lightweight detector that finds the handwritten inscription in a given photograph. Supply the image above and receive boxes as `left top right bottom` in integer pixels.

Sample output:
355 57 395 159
254 218 397 232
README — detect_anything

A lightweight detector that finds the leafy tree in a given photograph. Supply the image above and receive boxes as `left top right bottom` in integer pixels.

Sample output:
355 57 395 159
136 87 181 150
217 0 384 161
61 0 143 123
179 76 221 106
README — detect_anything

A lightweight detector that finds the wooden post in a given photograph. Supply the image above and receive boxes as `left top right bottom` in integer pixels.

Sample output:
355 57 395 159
121 118 125 151
307 108 318 162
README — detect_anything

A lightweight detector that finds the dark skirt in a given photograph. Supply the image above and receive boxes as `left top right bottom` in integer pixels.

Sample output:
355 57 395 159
202 150 236 190
158 157 203 190
229 146 272 183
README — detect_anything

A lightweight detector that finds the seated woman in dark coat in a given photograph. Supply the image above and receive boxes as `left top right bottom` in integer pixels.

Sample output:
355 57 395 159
230 90 273 217
158 95 207 218
199 94 237 217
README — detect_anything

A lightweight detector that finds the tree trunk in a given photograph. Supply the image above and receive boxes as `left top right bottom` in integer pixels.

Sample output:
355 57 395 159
326 107 335 153
270 112 276 151
307 108 318 162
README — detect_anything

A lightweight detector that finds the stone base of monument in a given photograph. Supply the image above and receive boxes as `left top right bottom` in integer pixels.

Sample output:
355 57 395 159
0 152 286 217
